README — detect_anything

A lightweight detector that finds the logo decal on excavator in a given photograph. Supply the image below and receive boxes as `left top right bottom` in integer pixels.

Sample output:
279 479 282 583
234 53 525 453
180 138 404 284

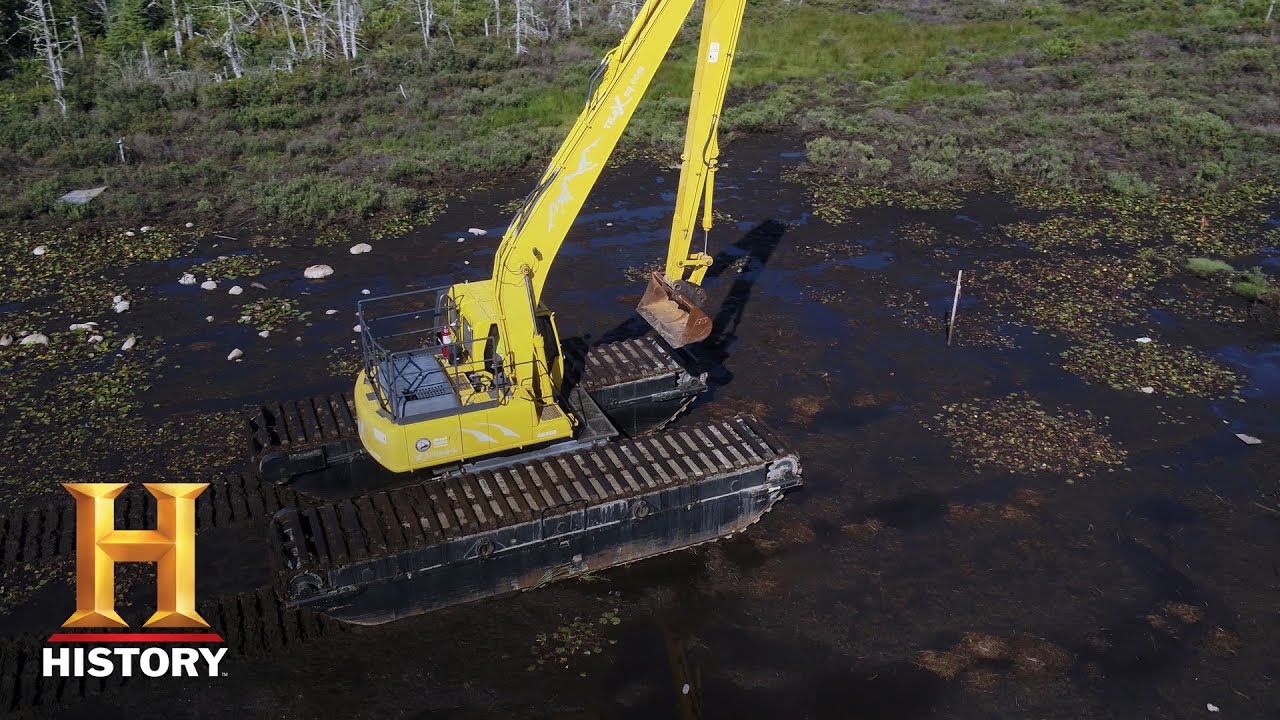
462 428 499 444
547 138 602 232
602 65 645 130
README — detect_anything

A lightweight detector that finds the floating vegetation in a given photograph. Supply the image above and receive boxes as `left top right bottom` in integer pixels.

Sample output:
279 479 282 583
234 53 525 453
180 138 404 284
882 287 1014 349
931 394 1126 478
313 227 349 247
238 298 309 331
326 348 363 377
784 169 962 225
980 253 1176 338
370 214 412 242
0 559 72 615
1060 339 1240 397
527 610 620 675
413 188 450 227
0 228 193 303
1000 216 1107 253
189 254 278 280
787 395 826 425
916 632 1073 687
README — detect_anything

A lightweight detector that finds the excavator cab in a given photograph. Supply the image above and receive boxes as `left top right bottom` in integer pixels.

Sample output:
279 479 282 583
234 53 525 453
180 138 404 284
637 272 713 348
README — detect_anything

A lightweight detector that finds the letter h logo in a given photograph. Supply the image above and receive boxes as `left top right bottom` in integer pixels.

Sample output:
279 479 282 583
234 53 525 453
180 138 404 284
62 483 208 629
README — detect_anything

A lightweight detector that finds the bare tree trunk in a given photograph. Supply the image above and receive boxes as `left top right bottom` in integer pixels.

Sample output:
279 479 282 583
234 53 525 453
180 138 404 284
222 0 244 78
26 0 65 97
483 15 488 35
170 0 183 55
1267 0 1276 22
280 1 298 58
70 15 84 59
142 39 153 78
185 13 193 39
346 0 360 58
561 0 570 31
514 0 523 54
292 0 311 56
493 0 501 36
415 0 432 49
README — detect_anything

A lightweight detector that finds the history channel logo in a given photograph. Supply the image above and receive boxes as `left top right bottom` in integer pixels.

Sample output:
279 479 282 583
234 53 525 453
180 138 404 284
42 483 227 678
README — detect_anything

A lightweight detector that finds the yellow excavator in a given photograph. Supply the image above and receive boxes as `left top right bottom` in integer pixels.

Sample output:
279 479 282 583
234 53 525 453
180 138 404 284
255 0 802 624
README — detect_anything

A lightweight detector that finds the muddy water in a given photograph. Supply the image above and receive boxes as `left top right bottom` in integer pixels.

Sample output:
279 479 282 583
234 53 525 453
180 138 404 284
35 134 1280 719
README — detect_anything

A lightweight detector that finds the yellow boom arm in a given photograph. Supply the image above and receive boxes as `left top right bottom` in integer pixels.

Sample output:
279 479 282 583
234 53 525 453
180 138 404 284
491 0 747 354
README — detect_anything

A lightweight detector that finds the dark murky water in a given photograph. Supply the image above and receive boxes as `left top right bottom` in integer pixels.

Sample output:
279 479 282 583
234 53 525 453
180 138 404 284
23 134 1280 719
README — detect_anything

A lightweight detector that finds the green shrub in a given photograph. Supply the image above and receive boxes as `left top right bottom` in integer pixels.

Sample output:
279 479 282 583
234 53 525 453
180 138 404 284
1105 170 1155 197
1185 258 1234 276
249 174 414 226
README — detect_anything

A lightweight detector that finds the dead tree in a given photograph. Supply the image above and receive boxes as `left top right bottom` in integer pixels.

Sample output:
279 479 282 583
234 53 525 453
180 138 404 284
170 0 183 55
69 15 84 58
21 0 68 114
414 0 433 49
219 0 245 78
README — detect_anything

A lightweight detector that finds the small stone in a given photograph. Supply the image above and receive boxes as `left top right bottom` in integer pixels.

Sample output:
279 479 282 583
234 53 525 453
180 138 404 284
1235 433 1262 445
206 315 215 322
606 222 613 227
87 334 103 344
457 237 465 243
361 289 371 295
228 285 243 295
201 280 218 291
185 222 194 228
0 334 12 346
20 333 49 346
349 243 372 254
304 264 334 279
353 325 362 332
69 322 97 331
1207 705 1219 713
250 282 268 290
227 348 244 361
326 309 338 315
295 336 302 341
1140 387 1154 394
682 684 690 695
140 225 152 232
179 273 197 285
468 227 487 236
258 330 269 338
1136 337 1152 343
121 336 137 351
112 299 130 313
32 245 47 255
464 260 470 265
125 230 135 237
113 295 123 303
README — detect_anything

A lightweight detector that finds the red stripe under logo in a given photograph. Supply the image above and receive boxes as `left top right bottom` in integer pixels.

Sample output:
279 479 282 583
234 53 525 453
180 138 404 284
46 633 224 643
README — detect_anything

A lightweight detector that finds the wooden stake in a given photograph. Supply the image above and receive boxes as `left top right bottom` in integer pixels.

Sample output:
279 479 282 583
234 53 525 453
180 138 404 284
947 270 963 346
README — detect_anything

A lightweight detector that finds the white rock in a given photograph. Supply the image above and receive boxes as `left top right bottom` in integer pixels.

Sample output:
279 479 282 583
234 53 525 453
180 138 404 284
228 285 243 296
456 237 465 243
349 243 372 255
20 333 49 346
361 289 371 295
1140 386 1155 394
353 324 362 333
682 684 690 695
112 300 130 313
32 245 47 256
69 323 97 331
121 336 137 351
250 282 268 290
1236 433 1262 445
184 222 194 228
258 330 269 338
125 230 135 237
112 294 123 303
140 225 152 232
606 222 613 227
200 280 218 291
179 273 197 285
1207 705 1219 713
227 348 244 361
326 309 338 315
304 264 334 279
88 335 103 344
217 255 229 260
206 315 214 322
463 260 470 265
295 336 302 342
1136 337 1152 343
468 228 487 236
0 335 11 346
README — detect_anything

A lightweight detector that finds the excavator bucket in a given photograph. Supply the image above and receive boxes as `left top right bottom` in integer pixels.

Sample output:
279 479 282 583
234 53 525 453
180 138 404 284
637 271 712 348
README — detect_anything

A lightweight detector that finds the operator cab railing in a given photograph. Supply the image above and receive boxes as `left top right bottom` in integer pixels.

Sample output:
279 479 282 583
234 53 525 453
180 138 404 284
357 286 500 421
